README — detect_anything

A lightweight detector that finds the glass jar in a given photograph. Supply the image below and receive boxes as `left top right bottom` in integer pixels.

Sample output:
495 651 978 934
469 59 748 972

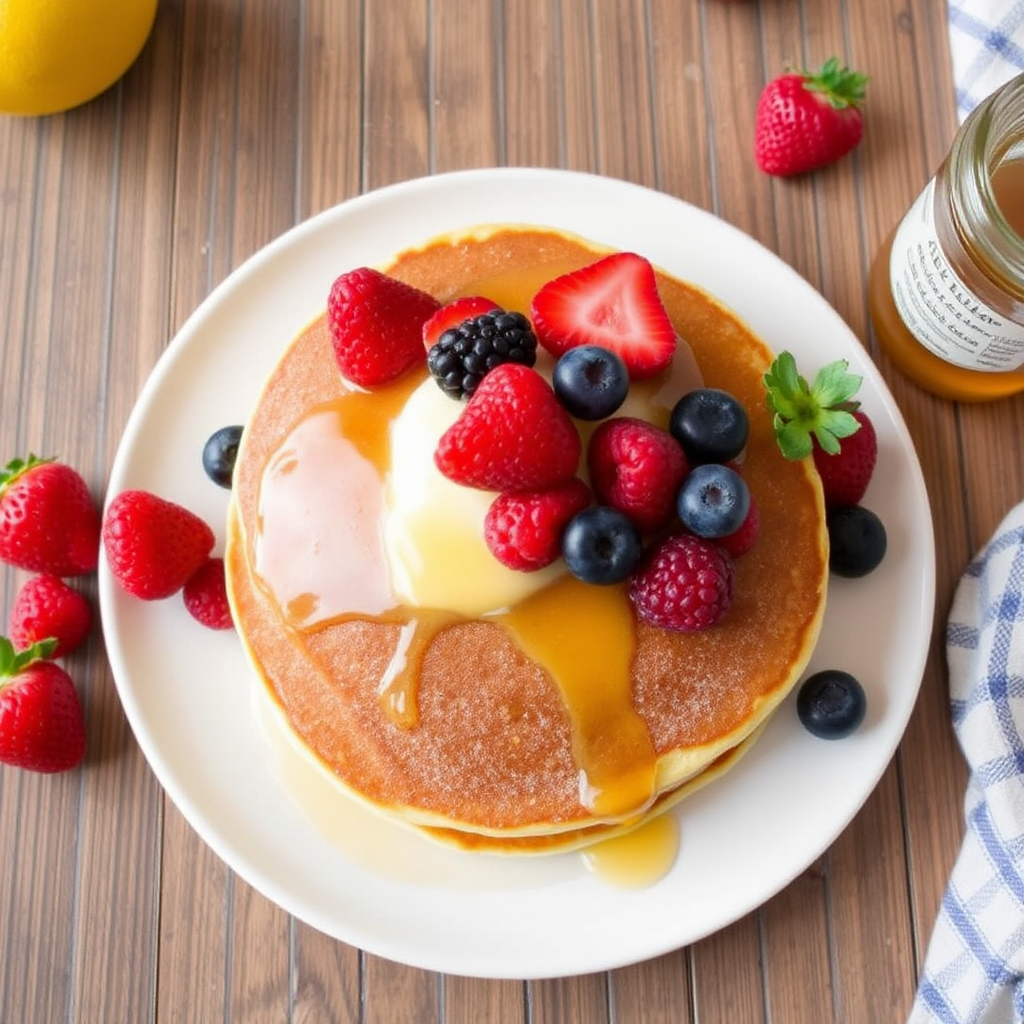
869 72 1024 401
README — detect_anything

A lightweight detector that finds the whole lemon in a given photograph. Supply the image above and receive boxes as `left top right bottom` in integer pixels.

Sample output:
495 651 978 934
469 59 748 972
0 0 158 116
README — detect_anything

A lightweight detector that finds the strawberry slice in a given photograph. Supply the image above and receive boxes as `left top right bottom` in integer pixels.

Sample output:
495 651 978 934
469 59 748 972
423 295 501 349
530 252 677 380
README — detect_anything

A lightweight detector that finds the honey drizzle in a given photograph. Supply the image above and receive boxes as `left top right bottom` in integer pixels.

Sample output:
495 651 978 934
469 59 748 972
495 577 656 819
376 610 463 729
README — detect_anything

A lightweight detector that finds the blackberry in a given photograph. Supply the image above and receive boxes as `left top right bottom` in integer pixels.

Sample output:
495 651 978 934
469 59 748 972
427 310 537 398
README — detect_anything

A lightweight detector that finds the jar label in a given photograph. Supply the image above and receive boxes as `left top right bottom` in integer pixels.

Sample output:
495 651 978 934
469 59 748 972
889 179 1024 371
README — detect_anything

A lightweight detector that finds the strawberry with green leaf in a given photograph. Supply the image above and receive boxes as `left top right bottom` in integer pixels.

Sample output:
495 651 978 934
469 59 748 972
0 637 86 773
764 351 877 508
755 57 868 177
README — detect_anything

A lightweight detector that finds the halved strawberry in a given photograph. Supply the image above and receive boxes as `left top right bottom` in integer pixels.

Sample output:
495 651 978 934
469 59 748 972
530 252 677 380
423 296 501 349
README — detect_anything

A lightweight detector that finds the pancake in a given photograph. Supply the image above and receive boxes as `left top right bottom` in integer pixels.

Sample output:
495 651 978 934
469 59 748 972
225 225 828 853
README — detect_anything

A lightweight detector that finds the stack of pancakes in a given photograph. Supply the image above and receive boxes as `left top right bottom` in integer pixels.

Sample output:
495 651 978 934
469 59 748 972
225 226 828 855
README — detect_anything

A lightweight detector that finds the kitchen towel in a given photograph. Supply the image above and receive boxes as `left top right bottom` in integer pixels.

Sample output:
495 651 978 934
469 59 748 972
907 500 1024 1023
947 0 1024 121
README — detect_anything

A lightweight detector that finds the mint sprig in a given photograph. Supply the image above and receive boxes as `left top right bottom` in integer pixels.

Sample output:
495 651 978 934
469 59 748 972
764 351 862 460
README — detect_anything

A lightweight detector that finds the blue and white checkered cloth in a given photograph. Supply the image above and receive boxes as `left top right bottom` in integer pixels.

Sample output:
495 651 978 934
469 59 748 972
908 502 1024 1023
947 0 1024 122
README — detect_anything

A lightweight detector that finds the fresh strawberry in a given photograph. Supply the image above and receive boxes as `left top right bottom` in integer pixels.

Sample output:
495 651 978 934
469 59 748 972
587 417 689 533
182 557 234 630
102 490 216 600
755 57 868 177
9 574 92 658
423 295 500 349
764 352 877 507
629 533 735 632
484 478 592 571
0 456 100 576
531 252 677 380
0 637 86 773
435 364 582 491
327 267 441 386
812 410 877 508
716 493 760 558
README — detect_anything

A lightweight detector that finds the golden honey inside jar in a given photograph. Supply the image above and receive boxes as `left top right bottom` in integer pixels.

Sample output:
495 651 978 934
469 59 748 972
224 225 828 861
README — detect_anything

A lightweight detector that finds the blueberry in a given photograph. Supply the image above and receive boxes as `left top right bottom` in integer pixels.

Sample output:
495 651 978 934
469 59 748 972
552 346 630 420
797 670 867 739
203 425 244 489
669 388 749 465
562 506 643 584
676 464 750 538
828 505 887 578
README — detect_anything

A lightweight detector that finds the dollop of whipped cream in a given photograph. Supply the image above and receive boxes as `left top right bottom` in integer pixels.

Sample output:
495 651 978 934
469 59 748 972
383 378 562 617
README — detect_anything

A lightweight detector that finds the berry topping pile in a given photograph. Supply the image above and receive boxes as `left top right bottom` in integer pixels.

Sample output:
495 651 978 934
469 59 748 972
325 251 766 634
426 307 538 399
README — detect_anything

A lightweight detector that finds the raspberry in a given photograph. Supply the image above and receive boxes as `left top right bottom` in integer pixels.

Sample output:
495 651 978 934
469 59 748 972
484 479 591 571
587 417 688 533
9 574 92 658
628 533 734 632
327 267 440 386
182 558 234 630
427 309 538 399
715 494 759 558
102 490 215 600
435 364 582 492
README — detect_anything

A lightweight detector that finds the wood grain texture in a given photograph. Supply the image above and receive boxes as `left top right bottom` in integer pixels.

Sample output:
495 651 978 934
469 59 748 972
0 1 981 1021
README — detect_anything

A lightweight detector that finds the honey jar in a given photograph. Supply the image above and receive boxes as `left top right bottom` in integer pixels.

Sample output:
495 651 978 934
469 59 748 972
869 72 1024 401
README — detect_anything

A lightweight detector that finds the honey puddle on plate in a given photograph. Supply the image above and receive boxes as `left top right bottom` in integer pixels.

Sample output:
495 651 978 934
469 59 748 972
252 675 680 889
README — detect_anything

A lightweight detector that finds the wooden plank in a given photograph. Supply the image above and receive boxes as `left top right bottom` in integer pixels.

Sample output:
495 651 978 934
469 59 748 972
444 976 526 1024
690 914 765 1023
611 948 694 1024
530 973 610 1024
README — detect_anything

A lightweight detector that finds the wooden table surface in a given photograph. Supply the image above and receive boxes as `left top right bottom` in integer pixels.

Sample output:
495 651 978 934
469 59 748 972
0 0 1001 1021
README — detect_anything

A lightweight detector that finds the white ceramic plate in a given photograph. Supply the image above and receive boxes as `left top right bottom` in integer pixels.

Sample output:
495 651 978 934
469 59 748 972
99 168 935 980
